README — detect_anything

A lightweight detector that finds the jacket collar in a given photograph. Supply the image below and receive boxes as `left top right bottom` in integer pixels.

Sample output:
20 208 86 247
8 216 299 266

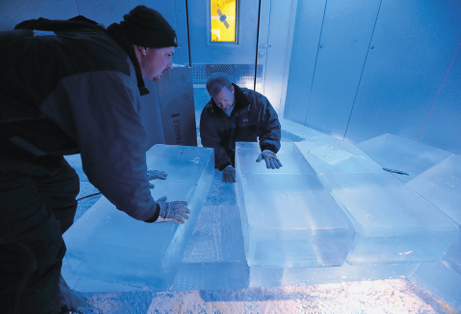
106 23 149 96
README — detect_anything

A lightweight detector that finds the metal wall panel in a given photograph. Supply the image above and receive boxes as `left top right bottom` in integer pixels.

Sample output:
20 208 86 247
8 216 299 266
346 0 461 154
304 0 381 138
284 0 461 154
283 0 326 125
256 0 298 114
0 0 76 31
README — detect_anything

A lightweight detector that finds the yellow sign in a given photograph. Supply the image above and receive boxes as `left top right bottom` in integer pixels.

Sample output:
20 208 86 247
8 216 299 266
210 0 237 42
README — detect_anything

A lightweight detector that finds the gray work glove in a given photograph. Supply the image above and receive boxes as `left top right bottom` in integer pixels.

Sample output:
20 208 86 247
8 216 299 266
222 165 236 183
147 170 168 188
155 196 190 224
256 150 283 169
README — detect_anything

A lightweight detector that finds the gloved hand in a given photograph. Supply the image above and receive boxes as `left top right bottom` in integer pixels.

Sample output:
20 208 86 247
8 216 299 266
155 196 189 224
256 150 283 169
147 170 168 188
222 165 236 183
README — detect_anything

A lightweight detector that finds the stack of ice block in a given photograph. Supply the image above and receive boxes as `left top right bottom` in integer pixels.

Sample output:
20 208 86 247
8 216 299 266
63 144 214 291
235 142 355 268
295 141 459 265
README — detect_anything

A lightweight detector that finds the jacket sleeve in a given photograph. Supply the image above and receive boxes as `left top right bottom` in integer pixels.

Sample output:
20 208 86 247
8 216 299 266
256 95 281 154
40 70 158 221
199 108 232 170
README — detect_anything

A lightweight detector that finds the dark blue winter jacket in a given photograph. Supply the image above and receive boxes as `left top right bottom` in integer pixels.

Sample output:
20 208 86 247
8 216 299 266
0 16 158 221
200 84 281 171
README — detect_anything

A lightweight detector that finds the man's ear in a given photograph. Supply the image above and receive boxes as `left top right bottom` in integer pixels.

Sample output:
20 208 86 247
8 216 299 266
134 45 148 56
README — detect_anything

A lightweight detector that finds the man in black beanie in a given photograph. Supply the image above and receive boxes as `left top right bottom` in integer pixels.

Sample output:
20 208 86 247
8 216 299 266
108 5 178 83
0 5 187 314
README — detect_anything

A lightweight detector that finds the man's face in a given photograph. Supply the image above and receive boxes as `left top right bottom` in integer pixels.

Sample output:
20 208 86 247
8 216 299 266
212 85 235 111
139 46 175 81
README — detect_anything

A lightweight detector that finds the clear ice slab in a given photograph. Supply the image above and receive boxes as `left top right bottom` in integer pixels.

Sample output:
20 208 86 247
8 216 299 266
411 261 461 312
407 154 461 225
172 169 250 291
356 133 452 183
407 155 461 275
295 141 459 265
235 142 355 268
63 144 214 291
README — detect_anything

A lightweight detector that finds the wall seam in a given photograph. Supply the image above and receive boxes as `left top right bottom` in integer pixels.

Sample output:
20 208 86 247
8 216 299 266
342 0 383 141
303 0 328 126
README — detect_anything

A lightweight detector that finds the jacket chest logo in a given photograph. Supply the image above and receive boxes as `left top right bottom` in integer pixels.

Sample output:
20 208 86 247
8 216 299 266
33 30 56 37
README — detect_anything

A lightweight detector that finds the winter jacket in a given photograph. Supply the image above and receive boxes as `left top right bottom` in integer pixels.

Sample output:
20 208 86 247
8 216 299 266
0 16 158 222
200 84 281 170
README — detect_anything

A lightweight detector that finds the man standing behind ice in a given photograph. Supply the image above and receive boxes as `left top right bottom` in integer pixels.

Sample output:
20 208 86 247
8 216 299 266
200 73 282 183
0 5 189 313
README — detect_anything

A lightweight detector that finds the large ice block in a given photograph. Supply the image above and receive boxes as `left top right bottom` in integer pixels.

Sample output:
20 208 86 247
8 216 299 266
296 141 459 265
411 261 461 312
173 169 250 290
357 133 452 183
407 155 461 225
407 155 461 275
235 142 355 268
250 262 418 287
173 204 250 290
63 145 214 291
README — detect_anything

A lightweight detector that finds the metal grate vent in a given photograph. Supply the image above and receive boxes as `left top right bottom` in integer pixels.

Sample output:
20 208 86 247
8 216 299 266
192 63 263 89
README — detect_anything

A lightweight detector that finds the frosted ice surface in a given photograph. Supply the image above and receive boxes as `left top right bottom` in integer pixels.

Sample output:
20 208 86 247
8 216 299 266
235 142 355 268
296 141 383 173
279 117 325 140
357 133 452 183
296 141 459 265
63 145 214 291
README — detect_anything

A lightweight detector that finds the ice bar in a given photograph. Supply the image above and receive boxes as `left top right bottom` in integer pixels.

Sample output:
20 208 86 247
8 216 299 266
173 203 250 290
235 142 355 268
63 144 214 291
295 141 459 265
250 262 419 288
406 154 461 227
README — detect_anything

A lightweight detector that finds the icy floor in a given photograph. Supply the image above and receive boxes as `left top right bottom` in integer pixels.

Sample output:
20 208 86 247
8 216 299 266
78 278 454 313
63 89 460 313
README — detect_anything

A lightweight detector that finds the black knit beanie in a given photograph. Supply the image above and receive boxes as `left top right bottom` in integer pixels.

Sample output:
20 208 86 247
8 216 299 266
120 5 177 48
